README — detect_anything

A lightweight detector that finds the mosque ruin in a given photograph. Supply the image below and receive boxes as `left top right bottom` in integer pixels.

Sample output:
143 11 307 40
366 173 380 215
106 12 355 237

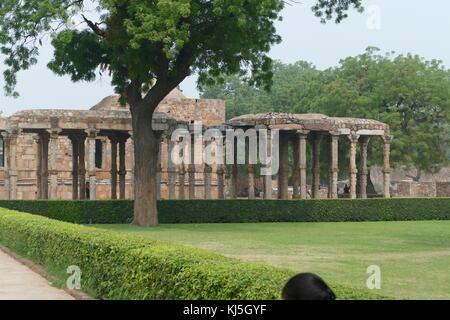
0 88 395 200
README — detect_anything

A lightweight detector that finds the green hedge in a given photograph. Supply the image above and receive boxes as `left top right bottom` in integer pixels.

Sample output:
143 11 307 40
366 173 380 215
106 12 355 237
0 198 449 224
0 209 387 300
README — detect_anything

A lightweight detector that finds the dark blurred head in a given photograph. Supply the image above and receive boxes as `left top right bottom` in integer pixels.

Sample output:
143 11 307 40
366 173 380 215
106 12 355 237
282 273 336 300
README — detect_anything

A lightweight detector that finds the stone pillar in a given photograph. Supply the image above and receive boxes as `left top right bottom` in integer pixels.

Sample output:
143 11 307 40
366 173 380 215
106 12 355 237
263 130 273 199
77 132 87 200
1 132 10 199
118 136 127 199
188 133 196 199
204 164 212 199
128 132 135 200
382 135 393 198
167 137 177 199
278 131 289 199
69 135 79 200
217 165 225 199
178 164 186 200
297 131 309 199
230 137 239 199
156 137 162 200
35 132 50 199
292 137 300 199
328 133 339 199
109 135 118 199
248 164 256 199
246 139 255 199
86 129 98 200
35 135 42 199
311 134 323 199
48 129 60 200
348 134 359 199
358 136 371 199
3 130 20 200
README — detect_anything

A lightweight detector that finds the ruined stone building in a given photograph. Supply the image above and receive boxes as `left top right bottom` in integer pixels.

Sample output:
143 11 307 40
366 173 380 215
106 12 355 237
0 89 225 200
0 88 447 200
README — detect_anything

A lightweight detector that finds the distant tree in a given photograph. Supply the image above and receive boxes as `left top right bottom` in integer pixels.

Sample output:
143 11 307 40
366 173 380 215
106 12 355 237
200 60 319 119
0 0 362 226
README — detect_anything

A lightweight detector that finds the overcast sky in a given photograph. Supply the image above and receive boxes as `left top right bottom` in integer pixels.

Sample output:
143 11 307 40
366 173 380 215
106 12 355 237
1 0 449 116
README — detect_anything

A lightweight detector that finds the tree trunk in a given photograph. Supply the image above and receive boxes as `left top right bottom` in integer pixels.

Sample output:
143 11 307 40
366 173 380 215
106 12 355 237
130 101 161 227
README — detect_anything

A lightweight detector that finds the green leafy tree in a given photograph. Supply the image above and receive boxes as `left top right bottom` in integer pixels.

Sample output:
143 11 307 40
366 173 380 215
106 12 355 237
0 0 362 226
291 47 450 178
200 60 319 118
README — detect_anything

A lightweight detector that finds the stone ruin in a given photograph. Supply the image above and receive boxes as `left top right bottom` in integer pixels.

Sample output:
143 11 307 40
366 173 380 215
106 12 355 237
0 87 446 200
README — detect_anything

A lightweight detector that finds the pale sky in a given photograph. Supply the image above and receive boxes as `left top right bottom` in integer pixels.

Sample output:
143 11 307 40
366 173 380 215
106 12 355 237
1 0 449 116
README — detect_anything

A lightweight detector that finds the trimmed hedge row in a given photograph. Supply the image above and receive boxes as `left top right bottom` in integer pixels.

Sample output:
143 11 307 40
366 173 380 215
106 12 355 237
0 209 387 300
0 198 449 224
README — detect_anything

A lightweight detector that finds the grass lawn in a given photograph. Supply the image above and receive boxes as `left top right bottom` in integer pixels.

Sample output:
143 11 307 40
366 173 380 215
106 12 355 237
93 221 450 300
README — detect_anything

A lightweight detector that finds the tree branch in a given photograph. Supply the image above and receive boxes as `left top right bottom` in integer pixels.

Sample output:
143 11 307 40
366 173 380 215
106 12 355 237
82 14 106 38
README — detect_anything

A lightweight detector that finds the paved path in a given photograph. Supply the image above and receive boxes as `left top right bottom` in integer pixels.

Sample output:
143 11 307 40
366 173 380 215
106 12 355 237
0 249 74 300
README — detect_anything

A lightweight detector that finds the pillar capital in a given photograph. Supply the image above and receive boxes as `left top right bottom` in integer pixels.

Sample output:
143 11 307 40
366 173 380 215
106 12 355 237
381 134 394 144
85 127 99 139
296 130 310 136
204 165 213 174
347 133 360 144
329 131 341 137
46 128 61 138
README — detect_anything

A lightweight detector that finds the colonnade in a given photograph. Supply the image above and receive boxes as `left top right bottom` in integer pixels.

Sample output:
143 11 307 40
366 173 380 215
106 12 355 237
0 126 392 200
155 129 392 200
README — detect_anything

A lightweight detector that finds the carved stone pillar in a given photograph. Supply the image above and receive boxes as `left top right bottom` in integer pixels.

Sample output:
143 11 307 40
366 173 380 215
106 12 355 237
35 135 42 199
230 137 238 199
118 135 127 199
382 135 393 198
178 164 186 200
358 136 371 199
35 131 49 199
167 137 177 199
297 131 309 199
109 135 118 199
217 165 225 199
86 129 98 200
348 134 360 199
48 129 60 200
3 130 20 200
128 132 135 200
188 133 196 199
1 132 10 199
310 134 323 199
264 130 273 199
204 164 212 199
77 132 87 200
248 164 256 199
156 137 162 200
278 131 289 199
69 135 79 200
328 133 339 199
292 137 300 199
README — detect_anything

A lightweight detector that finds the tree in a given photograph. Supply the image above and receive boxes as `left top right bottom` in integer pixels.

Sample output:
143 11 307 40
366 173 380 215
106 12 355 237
200 60 318 119
290 47 450 176
0 0 362 226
